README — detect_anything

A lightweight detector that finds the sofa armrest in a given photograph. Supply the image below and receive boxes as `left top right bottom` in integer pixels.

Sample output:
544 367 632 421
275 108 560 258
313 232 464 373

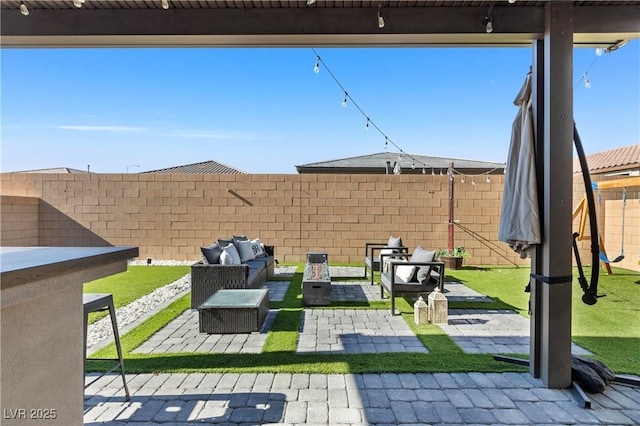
190 262 251 308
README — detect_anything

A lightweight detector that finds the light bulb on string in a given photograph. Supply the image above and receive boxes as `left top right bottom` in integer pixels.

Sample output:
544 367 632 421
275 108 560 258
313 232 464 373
486 175 491 183
412 161 416 170
73 0 83 8
431 168 435 176
313 57 320 74
422 168 426 175
161 0 169 9
483 6 494 33
485 20 493 33
583 73 591 89
508 0 516 3
306 0 317 5
384 137 388 150
439 169 443 176
20 1 29 15
595 48 605 57
342 92 348 108
364 118 370 131
461 176 466 184
472 177 476 186
377 4 385 29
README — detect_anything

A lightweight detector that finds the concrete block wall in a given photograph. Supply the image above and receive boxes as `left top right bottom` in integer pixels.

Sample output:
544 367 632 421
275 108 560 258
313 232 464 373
0 195 39 246
0 173 527 266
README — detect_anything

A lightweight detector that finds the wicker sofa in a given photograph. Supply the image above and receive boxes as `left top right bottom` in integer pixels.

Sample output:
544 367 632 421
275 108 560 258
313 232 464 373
190 241 275 308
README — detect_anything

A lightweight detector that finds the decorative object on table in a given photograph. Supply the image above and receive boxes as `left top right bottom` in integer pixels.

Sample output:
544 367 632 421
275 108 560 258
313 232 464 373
413 295 428 325
435 247 470 270
427 287 448 324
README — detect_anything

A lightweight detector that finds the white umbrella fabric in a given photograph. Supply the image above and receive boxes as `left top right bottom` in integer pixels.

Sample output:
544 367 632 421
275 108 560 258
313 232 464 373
499 72 541 258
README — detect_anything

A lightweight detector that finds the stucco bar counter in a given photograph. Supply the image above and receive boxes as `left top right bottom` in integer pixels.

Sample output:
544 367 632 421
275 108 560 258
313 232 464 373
1 246 138 426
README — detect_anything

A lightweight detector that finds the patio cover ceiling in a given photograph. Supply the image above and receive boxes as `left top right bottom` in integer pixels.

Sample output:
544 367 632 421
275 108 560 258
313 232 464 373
1 1 639 48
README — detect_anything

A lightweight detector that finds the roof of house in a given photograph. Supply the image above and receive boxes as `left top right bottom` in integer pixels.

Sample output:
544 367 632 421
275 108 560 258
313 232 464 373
296 152 505 174
15 167 91 174
142 160 246 174
574 144 640 175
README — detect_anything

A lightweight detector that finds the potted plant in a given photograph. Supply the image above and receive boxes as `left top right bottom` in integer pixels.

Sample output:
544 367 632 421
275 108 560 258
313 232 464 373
435 247 470 270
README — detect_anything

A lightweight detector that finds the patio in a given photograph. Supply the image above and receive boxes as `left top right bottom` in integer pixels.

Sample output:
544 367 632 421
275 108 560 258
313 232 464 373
82 266 640 425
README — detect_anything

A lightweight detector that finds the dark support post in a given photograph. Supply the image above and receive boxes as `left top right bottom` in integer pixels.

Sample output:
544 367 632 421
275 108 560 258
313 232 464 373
448 162 455 251
540 2 574 389
529 39 545 379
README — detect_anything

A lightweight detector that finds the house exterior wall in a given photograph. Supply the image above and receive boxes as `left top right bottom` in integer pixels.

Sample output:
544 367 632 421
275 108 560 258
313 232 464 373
1 172 637 271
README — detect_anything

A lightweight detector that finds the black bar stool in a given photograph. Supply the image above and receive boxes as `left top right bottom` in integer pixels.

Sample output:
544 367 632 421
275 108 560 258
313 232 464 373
83 293 130 401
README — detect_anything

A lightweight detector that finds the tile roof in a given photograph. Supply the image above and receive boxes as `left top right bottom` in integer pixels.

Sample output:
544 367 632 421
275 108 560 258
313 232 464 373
574 144 640 175
296 152 505 174
142 160 246 174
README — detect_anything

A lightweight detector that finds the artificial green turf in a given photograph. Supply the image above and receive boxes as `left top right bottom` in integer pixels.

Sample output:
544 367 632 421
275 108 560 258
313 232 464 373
88 263 639 375
83 265 189 323
449 265 640 374
88 263 525 374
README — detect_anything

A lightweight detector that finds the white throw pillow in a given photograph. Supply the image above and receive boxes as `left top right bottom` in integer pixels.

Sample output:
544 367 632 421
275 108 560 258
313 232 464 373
395 259 417 283
236 240 256 262
250 238 266 257
219 249 233 265
222 244 241 265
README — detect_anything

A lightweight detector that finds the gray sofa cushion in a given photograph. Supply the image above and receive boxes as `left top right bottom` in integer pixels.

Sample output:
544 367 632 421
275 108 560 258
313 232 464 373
410 246 436 282
201 244 222 264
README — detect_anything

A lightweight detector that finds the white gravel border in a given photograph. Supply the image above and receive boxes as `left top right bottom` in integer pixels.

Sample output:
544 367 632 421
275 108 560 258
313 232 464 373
86 272 191 349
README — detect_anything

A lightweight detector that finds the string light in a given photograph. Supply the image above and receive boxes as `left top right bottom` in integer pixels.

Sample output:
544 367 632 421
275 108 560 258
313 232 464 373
412 160 416 169
20 1 29 16
508 0 516 3
461 176 465 184
377 4 385 29
483 5 494 34
161 0 169 9
422 168 426 175
306 0 317 5
472 177 476 186
313 57 320 74
576 39 628 89
73 0 85 8
486 175 491 183
431 168 435 176
311 48 434 174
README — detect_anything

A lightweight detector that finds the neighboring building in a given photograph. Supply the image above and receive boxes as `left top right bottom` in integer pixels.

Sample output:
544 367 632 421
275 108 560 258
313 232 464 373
295 152 506 175
142 160 246 174
15 167 91 173
573 144 640 176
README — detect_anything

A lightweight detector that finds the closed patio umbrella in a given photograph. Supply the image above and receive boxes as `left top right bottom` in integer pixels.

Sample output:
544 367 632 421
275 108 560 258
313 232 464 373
499 72 541 258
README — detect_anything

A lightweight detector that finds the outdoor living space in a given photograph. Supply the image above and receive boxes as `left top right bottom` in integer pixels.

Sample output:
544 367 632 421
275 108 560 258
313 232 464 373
79 260 640 425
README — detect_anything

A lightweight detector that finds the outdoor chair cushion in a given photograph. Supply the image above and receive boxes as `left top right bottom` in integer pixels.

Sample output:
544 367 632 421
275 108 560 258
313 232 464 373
410 246 436 282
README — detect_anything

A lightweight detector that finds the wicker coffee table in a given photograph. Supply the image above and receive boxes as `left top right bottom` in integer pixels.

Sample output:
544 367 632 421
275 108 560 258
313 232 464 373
302 252 331 306
198 288 269 334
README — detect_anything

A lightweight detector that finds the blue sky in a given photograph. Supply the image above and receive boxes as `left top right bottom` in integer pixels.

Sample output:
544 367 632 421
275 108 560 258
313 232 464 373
1 42 638 174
